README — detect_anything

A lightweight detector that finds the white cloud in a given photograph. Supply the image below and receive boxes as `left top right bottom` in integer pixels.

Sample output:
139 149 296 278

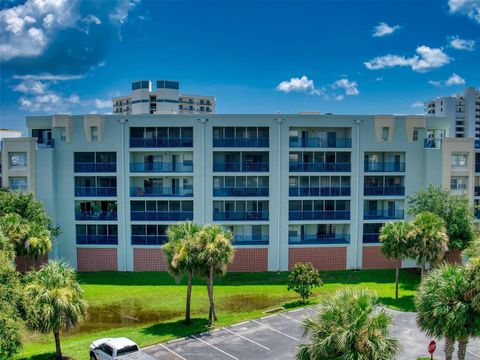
373 22 400 37
411 101 424 108
276 75 316 94
276 75 359 100
448 0 480 23
13 73 85 81
428 80 442 87
429 73 466 87
364 45 452 72
13 79 46 94
449 36 476 51
331 79 359 95
94 98 111 108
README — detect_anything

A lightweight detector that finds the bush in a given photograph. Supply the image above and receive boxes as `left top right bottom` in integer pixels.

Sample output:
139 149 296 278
287 262 323 303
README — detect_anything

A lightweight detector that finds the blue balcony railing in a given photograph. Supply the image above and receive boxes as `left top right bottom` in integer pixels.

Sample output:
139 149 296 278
288 234 350 244
232 235 269 245
363 233 380 243
75 187 117 197
131 211 193 221
131 235 168 245
476 210 480 220
289 187 351 197
289 137 352 148
288 210 350 220
476 163 480 172
364 210 404 220
76 235 118 245
130 138 193 148
130 162 193 172
289 163 351 172
213 162 269 172
213 211 269 221
213 187 269 197
475 140 480 150
130 187 193 197
213 138 269 147
74 163 116 173
364 186 405 196
364 162 405 172
475 186 480 197
75 211 117 221
37 138 55 148
424 138 442 149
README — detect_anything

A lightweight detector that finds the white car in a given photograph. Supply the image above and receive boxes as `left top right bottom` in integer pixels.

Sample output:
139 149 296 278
89 337 155 360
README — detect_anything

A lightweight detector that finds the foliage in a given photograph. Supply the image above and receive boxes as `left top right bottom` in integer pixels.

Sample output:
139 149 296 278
407 185 474 250
296 289 399 360
464 233 480 259
287 262 323 303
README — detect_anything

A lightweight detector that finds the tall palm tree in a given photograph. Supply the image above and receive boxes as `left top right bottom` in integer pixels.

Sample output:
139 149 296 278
24 261 87 360
197 225 234 326
296 289 400 360
379 221 414 299
409 212 449 277
163 221 202 324
462 258 480 360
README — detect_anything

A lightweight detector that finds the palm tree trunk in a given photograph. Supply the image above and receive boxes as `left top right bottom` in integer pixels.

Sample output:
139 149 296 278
395 265 399 299
458 337 469 360
444 337 454 360
421 261 426 278
185 271 193 324
53 328 62 360
207 265 215 326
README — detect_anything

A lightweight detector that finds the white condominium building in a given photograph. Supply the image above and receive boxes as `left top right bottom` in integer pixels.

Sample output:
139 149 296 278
112 80 216 115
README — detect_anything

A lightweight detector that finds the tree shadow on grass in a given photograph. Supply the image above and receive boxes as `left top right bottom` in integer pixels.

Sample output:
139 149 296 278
141 317 210 339
17 352 56 360
283 299 311 309
379 295 416 312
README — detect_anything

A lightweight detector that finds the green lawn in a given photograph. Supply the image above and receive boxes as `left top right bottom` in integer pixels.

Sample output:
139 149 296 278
16 269 420 360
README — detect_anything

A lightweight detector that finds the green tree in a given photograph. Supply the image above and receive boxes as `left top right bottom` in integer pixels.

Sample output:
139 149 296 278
163 221 202 324
407 185 474 251
464 233 480 259
24 261 87 360
296 289 399 360
287 262 323 303
463 258 480 359
379 221 414 299
198 225 234 326
416 264 480 360
410 212 449 277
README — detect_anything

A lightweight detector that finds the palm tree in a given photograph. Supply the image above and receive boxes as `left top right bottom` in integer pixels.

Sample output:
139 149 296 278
462 258 480 360
197 225 234 326
163 222 202 324
24 261 87 360
379 221 413 299
296 289 399 360
409 212 449 277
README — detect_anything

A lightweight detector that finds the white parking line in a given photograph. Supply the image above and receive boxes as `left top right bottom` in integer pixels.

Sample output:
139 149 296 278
278 312 303 324
191 335 239 360
223 327 271 351
156 343 187 360
468 349 480 358
251 319 300 341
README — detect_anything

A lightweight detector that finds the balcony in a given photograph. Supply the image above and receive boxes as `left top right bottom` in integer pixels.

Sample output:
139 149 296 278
475 140 480 150
213 211 269 221
363 233 380 243
232 235 269 245
37 138 55 148
476 163 480 172
74 163 116 173
364 210 404 220
129 138 193 148
75 211 117 221
475 186 480 197
364 186 405 196
289 187 351 197
424 138 442 149
213 162 269 172
213 187 269 197
364 162 405 172
288 210 350 221
289 137 351 148
76 235 118 245
213 138 269 147
289 163 351 172
288 234 350 245
131 235 168 245
130 162 193 173
131 211 193 221
130 187 193 197
75 187 117 197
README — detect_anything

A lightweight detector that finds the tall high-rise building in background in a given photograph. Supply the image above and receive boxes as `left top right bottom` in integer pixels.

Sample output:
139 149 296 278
112 80 216 115
425 87 480 139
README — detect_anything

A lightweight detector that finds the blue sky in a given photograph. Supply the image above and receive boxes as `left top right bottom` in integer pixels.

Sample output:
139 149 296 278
1 0 479 132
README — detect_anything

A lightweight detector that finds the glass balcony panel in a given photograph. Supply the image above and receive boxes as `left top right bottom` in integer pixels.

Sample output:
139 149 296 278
130 187 193 197
288 210 350 220
130 211 193 221
75 211 117 221
76 235 118 245
213 211 269 221
363 209 404 220
288 234 350 244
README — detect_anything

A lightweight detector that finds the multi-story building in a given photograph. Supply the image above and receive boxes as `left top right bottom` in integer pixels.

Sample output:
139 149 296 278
112 80 216 115
425 87 480 139
1 113 473 272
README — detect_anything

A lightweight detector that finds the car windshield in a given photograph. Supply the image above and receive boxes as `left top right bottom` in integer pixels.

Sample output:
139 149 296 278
117 345 139 356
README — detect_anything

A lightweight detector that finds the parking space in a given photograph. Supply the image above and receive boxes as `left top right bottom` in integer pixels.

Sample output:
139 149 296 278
145 307 480 360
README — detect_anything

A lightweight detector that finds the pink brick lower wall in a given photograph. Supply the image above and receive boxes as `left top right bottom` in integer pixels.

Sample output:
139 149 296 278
133 248 168 271
77 248 117 272
288 247 346 270
227 248 268 272
362 246 400 269
16 254 48 272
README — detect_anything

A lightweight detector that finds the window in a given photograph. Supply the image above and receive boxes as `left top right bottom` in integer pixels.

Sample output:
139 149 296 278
413 129 419 141
9 177 27 191
9 152 27 167
91 126 98 142
451 176 468 191
382 127 389 142
60 128 66 142
451 153 468 167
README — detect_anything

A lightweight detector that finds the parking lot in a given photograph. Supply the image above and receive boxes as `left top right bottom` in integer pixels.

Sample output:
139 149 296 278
145 307 480 360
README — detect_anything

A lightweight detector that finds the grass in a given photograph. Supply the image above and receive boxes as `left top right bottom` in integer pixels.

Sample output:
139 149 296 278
16 269 420 360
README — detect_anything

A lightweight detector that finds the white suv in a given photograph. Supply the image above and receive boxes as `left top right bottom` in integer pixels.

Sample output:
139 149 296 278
89 337 154 360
